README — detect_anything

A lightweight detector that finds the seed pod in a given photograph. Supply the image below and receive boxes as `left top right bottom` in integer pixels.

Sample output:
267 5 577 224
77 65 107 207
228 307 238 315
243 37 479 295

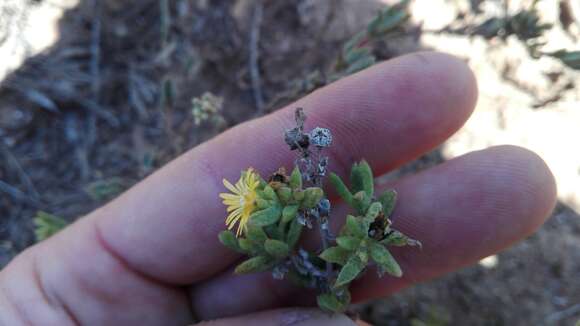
309 127 333 148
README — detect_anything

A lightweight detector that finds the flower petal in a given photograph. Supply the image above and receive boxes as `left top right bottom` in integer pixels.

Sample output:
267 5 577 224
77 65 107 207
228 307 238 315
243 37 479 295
223 179 240 194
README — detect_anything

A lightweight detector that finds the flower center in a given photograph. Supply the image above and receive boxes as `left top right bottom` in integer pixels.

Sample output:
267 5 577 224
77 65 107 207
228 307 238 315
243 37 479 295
241 192 257 215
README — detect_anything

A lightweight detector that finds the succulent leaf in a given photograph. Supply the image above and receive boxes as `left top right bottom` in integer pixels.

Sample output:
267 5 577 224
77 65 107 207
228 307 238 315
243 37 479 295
329 172 353 205
250 206 281 226
335 255 365 287
320 246 350 265
370 241 402 277
265 239 290 258
234 256 272 274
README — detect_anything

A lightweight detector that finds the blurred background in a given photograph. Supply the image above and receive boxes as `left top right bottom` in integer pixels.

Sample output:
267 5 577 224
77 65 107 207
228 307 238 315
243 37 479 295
0 0 579 324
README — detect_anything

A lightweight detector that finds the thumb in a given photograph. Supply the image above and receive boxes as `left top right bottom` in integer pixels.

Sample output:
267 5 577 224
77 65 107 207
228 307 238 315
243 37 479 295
195 308 365 326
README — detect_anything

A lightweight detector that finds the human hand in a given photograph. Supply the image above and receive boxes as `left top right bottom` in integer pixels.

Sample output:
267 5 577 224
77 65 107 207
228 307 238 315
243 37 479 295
0 52 556 326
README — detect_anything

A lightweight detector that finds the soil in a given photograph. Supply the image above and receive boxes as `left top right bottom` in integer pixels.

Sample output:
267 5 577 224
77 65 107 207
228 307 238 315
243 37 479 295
0 0 579 325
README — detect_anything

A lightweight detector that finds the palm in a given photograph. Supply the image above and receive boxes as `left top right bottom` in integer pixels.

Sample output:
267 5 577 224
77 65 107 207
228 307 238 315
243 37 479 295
0 53 556 325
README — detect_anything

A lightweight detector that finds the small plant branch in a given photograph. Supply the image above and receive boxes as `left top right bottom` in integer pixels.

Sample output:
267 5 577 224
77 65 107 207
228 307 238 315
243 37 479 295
249 0 265 114
0 180 42 208
218 108 420 313
0 140 39 201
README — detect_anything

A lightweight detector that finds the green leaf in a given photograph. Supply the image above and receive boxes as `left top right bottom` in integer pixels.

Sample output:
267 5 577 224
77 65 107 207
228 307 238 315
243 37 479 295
249 206 281 226
382 230 422 248
378 189 397 217
365 202 383 220
370 241 402 277
293 189 305 201
335 255 365 287
256 198 270 210
264 239 290 258
367 0 410 36
362 202 383 231
345 47 372 65
282 204 299 224
359 160 374 198
353 191 371 215
258 175 268 188
286 219 304 248
34 211 68 242
346 215 366 238
277 187 292 203
356 246 369 264
549 50 580 70
329 173 353 206
234 256 272 274
302 187 323 208
289 167 302 189
350 163 364 194
342 31 366 55
84 177 126 202
345 56 376 75
238 238 258 254
317 293 349 313
218 230 243 253
336 236 361 251
246 224 267 244
262 185 277 200
267 224 284 241
319 246 350 265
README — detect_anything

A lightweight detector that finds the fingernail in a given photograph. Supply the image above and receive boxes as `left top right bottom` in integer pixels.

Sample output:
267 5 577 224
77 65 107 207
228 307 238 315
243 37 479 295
278 309 357 326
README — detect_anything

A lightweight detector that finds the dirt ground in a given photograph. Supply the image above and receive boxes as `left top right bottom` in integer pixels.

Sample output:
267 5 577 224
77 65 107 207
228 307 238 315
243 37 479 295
0 0 579 325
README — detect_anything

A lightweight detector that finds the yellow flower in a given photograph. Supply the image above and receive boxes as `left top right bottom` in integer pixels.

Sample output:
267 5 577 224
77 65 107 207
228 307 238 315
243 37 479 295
219 168 261 236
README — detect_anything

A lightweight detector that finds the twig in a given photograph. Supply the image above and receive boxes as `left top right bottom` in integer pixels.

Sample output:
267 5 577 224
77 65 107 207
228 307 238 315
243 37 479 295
160 0 171 49
2 80 119 127
285 109 334 288
90 0 101 103
86 0 102 151
65 113 90 180
545 303 580 324
249 0 265 114
0 141 39 200
0 180 42 208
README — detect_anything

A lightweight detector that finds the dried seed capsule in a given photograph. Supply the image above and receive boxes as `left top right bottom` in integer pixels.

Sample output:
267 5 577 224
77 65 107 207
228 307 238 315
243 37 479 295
284 128 309 150
309 127 333 148
317 198 331 217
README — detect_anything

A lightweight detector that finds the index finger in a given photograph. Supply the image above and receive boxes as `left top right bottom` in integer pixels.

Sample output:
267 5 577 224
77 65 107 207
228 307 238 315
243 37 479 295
73 52 477 284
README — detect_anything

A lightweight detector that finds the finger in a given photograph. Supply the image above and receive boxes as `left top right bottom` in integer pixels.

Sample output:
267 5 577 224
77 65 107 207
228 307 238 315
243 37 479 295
195 308 357 326
0 51 475 325
190 145 557 319
91 51 476 284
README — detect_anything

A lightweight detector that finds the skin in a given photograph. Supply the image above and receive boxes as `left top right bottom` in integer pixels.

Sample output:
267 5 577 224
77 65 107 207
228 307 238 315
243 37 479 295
0 52 557 326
